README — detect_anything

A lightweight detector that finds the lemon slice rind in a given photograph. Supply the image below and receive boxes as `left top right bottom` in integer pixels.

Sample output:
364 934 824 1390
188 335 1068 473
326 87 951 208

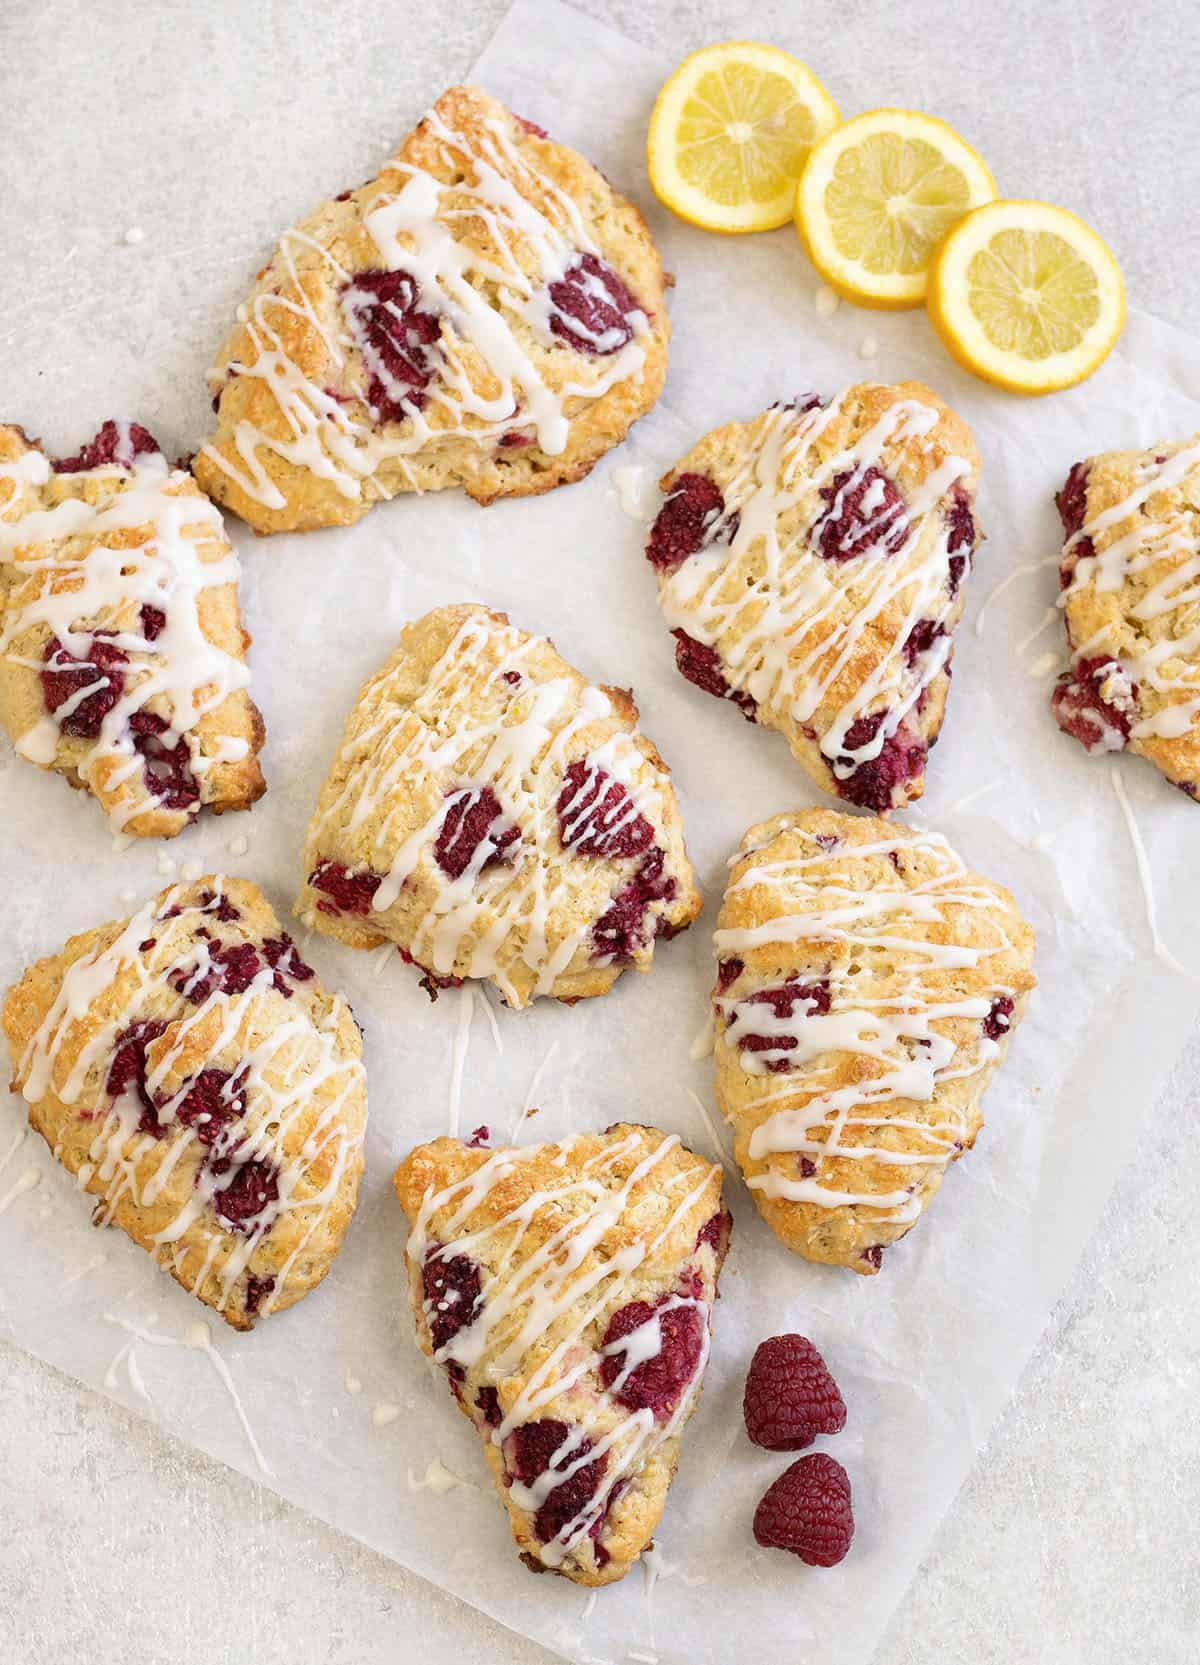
928 198 1125 394
648 41 840 235
795 107 996 309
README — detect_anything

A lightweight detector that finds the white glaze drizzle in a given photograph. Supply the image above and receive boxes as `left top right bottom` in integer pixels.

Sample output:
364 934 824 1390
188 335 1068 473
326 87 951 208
0 446 251 830
200 106 648 512
407 1131 720 1569
1060 439 1200 745
15 882 365 1318
302 610 671 1003
655 393 973 774
715 822 1019 1208
1109 766 1199 981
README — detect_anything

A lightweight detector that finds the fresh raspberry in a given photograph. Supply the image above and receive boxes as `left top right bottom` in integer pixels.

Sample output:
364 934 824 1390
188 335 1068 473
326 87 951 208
309 859 382 916
476 1384 502 1426
753 1452 854 1567
106 1020 170 1137
54 421 161 473
128 710 199 810
207 1153 279 1232
1051 656 1137 753
163 1067 248 1148
982 995 1014 1041
504 1419 608 1544
646 473 733 572
598 1296 704 1420
342 269 441 420
696 1208 731 1255
41 633 127 737
743 1334 847 1452
835 710 925 813
591 847 677 962
671 630 757 719
716 957 743 994
435 786 519 880
557 760 654 860
423 1249 483 1353
815 467 908 562
548 252 640 357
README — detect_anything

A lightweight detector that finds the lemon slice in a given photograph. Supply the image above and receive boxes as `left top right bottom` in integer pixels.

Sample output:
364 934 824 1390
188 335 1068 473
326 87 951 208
795 109 995 308
928 199 1125 394
647 41 840 234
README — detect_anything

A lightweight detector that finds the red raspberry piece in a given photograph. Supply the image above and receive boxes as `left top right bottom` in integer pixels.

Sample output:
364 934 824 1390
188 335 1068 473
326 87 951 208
41 633 128 738
815 466 908 562
591 847 676 963
646 473 733 572
342 270 441 421
309 859 382 916
735 979 831 1074
557 760 654 860
835 710 926 813
106 1019 170 1138
244 1274 276 1317
423 1248 483 1353
207 1153 279 1232
435 786 519 880
946 482 975 595
1056 461 1091 536
743 1334 847 1451
476 1384 502 1426
53 421 161 473
671 630 757 719
1051 656 1137 753
753 1452 854 1567
695 1208 731 1254
163 1067 248 1148
716 957 743 994
548 252 640 357
128 710 199 811
982 994 1014 1041
598 1295 704 1420
504 1419 608 1545
902 617 946 669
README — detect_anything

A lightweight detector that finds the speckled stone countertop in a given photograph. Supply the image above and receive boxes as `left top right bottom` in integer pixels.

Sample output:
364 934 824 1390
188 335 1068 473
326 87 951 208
1 3 1197 1661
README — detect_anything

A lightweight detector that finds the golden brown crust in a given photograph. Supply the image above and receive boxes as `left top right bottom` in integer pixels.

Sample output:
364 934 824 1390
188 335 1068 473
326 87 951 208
196 85 670 534
394 1124 728 1585
713 808 1035 1272
3 878 366 1328
650 382 981 812
295 602 701 1007
0 423 265 837
1055 437 1200 794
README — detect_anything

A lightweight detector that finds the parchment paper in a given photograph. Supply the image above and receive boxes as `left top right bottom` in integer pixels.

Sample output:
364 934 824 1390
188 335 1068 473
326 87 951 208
2 5 1198 1662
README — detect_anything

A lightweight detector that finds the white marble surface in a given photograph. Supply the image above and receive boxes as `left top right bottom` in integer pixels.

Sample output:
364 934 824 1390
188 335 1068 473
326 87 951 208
1 2 1198 1661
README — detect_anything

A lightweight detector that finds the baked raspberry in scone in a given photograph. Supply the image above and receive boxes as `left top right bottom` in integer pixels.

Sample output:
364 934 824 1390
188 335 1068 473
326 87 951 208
393 1124 729 1586
712 808 1035 1273
295 603 700 1007
195 85 670 535
645 383 981 812
2 878 366 1329
1053 435 1200 796
0 422 265 837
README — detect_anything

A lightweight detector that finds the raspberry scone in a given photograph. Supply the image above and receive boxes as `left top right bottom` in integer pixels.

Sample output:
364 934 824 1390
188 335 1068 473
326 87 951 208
393 1125 730 1586
645 383 981 812
3 878 366 1329
0 422 265 837
713 809 1035 1273
195 85 670 535
295 603 700 1007
1054 436 1200 795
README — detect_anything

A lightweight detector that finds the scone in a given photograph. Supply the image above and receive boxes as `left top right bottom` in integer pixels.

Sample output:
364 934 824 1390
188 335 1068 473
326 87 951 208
296 603 700 1007
0 421 265 837
1053 437 1200 795
712 808 1035 1273
644 383 981 812
393 1124 729 1586
3 878 366 1329
195 85 670 534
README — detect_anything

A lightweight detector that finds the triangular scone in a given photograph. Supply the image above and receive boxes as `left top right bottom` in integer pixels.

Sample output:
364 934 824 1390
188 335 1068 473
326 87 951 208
1053 438 1200 795
195 85 670 535
0 422 265 837
295 603 701 1007
645 382 981 812
394 1125 729 1586
712 809 1035 1274
3 878 366 1329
